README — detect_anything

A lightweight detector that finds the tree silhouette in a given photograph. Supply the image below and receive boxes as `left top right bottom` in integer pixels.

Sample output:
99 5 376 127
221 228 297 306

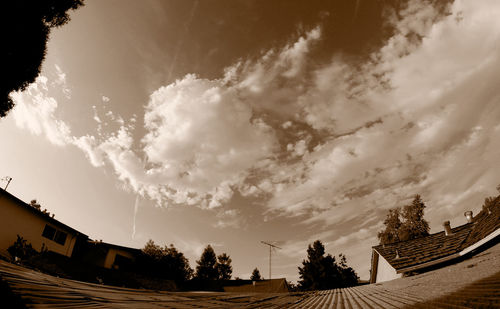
298 240 358 291
216 253 232 280
250 268 262 281
195 245 218 281
138 239 193 283
161 244 193 283
0 0 83 117
378 194 430 245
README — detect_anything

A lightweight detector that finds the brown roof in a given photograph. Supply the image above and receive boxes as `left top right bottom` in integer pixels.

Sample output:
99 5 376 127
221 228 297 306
3 242 500 308
87 240 142 254
223 278 290 293
462 195 500 248
372 195 500 272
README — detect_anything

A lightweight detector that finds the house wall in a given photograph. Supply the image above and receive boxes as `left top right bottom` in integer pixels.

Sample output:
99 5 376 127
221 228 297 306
375 254 402 283
0 195 77 258
103 248 136 269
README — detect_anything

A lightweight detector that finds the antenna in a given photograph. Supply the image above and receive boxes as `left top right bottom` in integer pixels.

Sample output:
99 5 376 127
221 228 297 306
261 241 281 281
2 176 12 190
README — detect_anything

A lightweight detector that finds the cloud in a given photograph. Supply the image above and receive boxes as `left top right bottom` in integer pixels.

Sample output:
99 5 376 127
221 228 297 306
141 74 278 207
10 76 72 146
54 64 72 99
10 1 500 266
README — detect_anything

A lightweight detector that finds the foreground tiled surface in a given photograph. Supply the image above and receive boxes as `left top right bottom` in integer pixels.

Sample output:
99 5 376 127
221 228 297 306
1 242 500 308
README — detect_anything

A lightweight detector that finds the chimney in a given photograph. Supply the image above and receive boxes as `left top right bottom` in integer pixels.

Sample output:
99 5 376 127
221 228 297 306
443 221 453 236
464 210 473 223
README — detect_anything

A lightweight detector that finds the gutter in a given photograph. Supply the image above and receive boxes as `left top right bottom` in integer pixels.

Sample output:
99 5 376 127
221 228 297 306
396 227 500 274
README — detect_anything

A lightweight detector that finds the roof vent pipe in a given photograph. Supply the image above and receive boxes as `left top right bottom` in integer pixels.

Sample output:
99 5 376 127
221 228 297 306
464 210 473 223
443 221 453 236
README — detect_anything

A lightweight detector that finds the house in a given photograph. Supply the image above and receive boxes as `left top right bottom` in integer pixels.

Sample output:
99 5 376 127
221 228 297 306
81 240 141 270
370 196 500 283
0 188 88 259
223 278 290 293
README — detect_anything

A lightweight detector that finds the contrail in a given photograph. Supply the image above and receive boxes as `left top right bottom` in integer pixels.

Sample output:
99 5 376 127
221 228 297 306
166 0 199 81
352 0 361 23
132 194 140 239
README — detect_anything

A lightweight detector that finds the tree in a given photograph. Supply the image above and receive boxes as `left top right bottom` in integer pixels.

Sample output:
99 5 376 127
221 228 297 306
0 0 84 117
378 194 430 245
142 239 163 260
8 235 37 260
195 245 218 281
161 244 193 283
216 253 232 280
297 240 358 291
139 239 193 283
250 268 262 281
377 208 402 245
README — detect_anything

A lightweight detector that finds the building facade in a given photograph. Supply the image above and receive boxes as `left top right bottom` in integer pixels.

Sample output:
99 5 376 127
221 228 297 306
0 189 87 259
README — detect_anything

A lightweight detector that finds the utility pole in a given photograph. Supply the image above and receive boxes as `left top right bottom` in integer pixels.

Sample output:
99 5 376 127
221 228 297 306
261 241 281 281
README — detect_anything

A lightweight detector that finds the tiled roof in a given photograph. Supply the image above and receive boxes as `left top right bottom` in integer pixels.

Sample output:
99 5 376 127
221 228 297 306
224 278 290 293
372 196 500 272
462 196 500 248
2 241 500 308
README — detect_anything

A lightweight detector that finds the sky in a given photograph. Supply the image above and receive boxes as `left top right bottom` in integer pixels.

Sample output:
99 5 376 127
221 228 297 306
1 0 500 282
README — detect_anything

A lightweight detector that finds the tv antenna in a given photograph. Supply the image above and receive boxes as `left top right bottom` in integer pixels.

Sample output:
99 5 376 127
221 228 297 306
261 241 281 280
2 176 12 190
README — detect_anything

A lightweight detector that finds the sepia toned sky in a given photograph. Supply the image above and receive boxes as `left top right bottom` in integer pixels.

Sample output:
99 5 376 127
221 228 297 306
1 0 500 282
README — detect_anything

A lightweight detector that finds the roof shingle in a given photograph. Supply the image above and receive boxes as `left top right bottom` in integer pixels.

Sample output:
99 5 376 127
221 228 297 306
372 196 500 271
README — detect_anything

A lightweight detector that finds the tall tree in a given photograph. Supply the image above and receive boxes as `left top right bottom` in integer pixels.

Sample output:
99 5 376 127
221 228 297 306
161 244 193 282
139 239 193 283
195 245 218 281
378 194 430 245
250 268 262 281
377 208 402 245
298 240 358 291
1 0 84 117
216 253 232 280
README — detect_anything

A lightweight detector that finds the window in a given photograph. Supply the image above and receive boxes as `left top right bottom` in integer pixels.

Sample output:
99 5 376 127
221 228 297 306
54 231 67 245
41 224 67 246
42 225 56 240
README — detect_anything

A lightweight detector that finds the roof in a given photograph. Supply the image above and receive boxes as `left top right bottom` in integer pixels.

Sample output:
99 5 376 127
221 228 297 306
0 188 87 237
372 195 500 272
223 278 290 293
87 240 142 254
2 241 500 307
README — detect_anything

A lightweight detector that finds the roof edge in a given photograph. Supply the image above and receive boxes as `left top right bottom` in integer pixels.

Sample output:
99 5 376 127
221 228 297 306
460 227 500 256
396 253 459 274
397 226 500 274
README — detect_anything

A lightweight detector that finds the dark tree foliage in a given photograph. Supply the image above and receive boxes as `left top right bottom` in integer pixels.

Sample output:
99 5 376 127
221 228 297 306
8 235 37 260
483 196 496 212
138 239 193 283
0 0 84 117
298 240 358 291
195 245 219 281
250 267 262 281
378 194 430 245
216 253 233 280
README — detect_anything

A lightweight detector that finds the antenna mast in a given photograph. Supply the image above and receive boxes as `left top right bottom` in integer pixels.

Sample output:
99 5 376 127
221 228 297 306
2 177 12 190
261 241 281 280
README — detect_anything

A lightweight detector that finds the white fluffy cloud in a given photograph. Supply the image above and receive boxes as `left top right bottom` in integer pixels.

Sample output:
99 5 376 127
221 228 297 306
142 74 277 207
11 76 72 146
11 1 500 241
262 0 500 227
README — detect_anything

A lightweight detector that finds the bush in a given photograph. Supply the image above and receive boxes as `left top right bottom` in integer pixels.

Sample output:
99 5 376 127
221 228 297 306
7 235 38 261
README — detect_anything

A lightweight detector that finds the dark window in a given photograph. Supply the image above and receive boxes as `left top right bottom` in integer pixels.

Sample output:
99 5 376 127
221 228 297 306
54 231 67 245
42 225 56 240
113 254 133 271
